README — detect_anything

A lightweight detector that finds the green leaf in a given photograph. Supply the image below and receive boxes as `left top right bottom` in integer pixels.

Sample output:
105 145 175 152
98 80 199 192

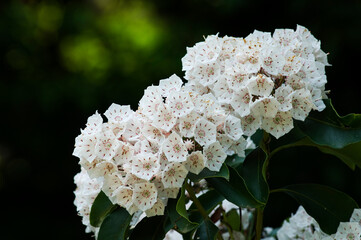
206 167 263 208
188 164 229 182
240 147 269 204
129 215 167 240
194 219 219 240
276 184 359 234
188 190 225 224
90 191 117 227
167 198 199 234
224 209 240 231
98 207 132 240
272 137 360 170
297 99 361 148
176 184 190 220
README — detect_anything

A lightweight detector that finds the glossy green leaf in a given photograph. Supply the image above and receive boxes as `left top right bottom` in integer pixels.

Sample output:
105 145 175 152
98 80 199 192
167 198 199 234
90 191 117 227
277 184 359 234
129 215 167 240
176 184 190 220
271 137 360 170
297 99 361 149
206 167 263 208
188 164 229 182
98 207 132 240
240 147 269 204
194 219 219 240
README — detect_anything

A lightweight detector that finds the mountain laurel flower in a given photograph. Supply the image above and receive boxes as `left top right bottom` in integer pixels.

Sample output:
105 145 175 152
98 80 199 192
182 25 329 139
73 25 329 234
132 182 158 211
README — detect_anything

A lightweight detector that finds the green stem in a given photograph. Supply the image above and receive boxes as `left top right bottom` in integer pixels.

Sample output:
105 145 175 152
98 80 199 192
255 208 264 240
184 181 209 220
184 181 224 240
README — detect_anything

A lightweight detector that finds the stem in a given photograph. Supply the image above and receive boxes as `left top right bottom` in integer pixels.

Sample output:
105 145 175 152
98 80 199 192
184 181 209 220
255 208 264 240
239 207 243 232
184 181 224 240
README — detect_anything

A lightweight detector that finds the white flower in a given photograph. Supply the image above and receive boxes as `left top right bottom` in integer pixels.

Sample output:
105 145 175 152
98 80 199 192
162 132 188 162
184 151 205 174
247 74 274 97
122 117 143 142
182 47 197 71
145 198 165 217
274 85 293 112
166 90 194 118
112 186 133 209
141 122 164 143
203 142 227 171
229 136 248 157
261 48 285 75
224 115 243 141
251 96 280 119
194 118 217 146
217 133 234 152
74 168 102 233
73 134 98 163
335 222 361 240
241 113 262 137
102 172 123 197
152 103 177 132
262 111 293 139
113 141 134 166
132 182 158 211
290 89 315 121
350 209 361 226
194 36 222 64
95 130 119 161
159 74 183 98
153 177 180 198
82 111 103 135
225 70 250 90
213 77 234 104
104 104 133 124
138 85 163 119
131 154 160 181
179 111 200 138
231 87 251 117
161 162 188 188
193 62 221 86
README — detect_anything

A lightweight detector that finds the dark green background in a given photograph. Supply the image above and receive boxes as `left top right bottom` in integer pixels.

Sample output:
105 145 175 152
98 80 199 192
1 0 361 239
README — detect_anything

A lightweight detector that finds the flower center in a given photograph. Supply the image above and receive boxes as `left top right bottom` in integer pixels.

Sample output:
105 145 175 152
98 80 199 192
206 152 214 160
142 190 150 198
173 144 181 153
264 57 273 66
184 122 192 130
198 130 206 138
346 233 355 240
245 115 255 124
167 168 176 177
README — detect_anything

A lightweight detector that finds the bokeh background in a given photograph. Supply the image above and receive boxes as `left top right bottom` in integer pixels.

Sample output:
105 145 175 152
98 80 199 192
1 0 361 239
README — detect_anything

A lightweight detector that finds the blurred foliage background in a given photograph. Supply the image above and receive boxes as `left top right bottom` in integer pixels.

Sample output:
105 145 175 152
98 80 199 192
1 0 361 239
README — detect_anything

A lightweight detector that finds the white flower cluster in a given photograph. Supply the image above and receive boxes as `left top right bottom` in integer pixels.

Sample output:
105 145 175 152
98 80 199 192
274 206 361 240
73 74 249 226
74 168 102 234
182 25 329 138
